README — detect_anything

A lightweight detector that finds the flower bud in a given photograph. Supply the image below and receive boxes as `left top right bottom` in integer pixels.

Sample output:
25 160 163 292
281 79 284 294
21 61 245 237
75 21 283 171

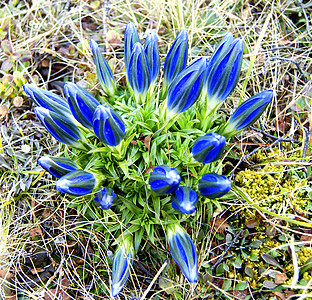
38 156 79 178
149 165 181 195
144 31 160 83
204 34 243 108
225 90 273 133
167 224 198 283
124 22 140 70
127 42 152 102
163 30 188 87
198 173 232 199
171 186 198 214
34 107 82 147
167 57 207 113
94 187 117 209
111 237 134 297
192 132 226 163
92 105 125 146
56 170 95 195
64 82 99 129
23 84 72 119
90 39 116 95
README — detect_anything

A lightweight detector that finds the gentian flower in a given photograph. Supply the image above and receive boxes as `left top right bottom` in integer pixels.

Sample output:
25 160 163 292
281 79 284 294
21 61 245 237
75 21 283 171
144 31 160 83
149 165 181 195
198 173 232 199
225 90 273 134
163 29 188 88
124 22 140 71
167 224 198 283
127 42 152 103
64 82 99 129
23 84 72 119
34 107 82 147
112 237 134 297
56 170 95 195
38 156 79 178
90 39 116 96
171 186 198 214
167 57 207 114
204 33 243 108
192 132 226 163
92 104 125 146
94 187 117 209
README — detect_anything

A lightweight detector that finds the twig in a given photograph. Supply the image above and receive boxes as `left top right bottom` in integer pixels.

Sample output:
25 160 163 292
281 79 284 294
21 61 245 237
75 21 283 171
262 46 308 52
263 56 308 83
210 229 243 271
302 126 310 159
297 0 312 40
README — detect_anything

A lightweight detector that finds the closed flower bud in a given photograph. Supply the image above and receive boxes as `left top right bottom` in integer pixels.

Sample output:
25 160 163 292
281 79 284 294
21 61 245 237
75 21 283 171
38 156 79 178
198 173 232 199
163 29 188 88
127 42 152 102
92 105 125 147
192 132 226 163
64 82 99 129
90 39 116 95
204 34 243 108
167 57 207 114
23 84 72 119
56 170 95 195
167 224 198 283
225 90 273 134
149 165 181 195
172 186 198 214
34 107 82 147
124 22 140 71
94 187 117 209
112 237 134 297
144 31 160 83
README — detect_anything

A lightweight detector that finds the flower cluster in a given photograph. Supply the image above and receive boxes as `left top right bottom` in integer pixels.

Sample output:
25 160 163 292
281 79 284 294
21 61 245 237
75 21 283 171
24 22 273 297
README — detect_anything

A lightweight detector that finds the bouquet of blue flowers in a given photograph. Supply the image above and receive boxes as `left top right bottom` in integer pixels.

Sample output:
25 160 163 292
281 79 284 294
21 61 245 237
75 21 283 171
24 22 272 297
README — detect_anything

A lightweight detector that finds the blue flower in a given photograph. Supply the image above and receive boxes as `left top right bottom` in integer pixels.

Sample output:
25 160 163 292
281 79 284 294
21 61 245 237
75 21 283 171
127 42 152 103
56 170 95 195
90 39 116 95
144 31 160 83
225 90 273 133
149 165 181 195
23 84 72 119
167 224 198 283
192 132 226 163
167 57 208 114
94 187 117 209
198 173 232 199
204 33 243 108
38 156 79 178
34 107 82 147
171 186 198 214
163 29 188 88
124 22 140 71
64 82 99 129
112 237 134 297
92 104 125 147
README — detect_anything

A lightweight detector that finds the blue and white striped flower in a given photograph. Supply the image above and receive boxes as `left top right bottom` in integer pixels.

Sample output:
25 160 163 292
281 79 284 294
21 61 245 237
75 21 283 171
192 132 226 163
94 187 117 209
92 105 125 147
64 82 99 129
144 31 160 83
171 186 198 214
198 173 232 199
124 22 140 71
34 107 82 147
56 170 96 195
90 39 116 95
149 165 181 195
38 156 79 178
167 224 198 283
